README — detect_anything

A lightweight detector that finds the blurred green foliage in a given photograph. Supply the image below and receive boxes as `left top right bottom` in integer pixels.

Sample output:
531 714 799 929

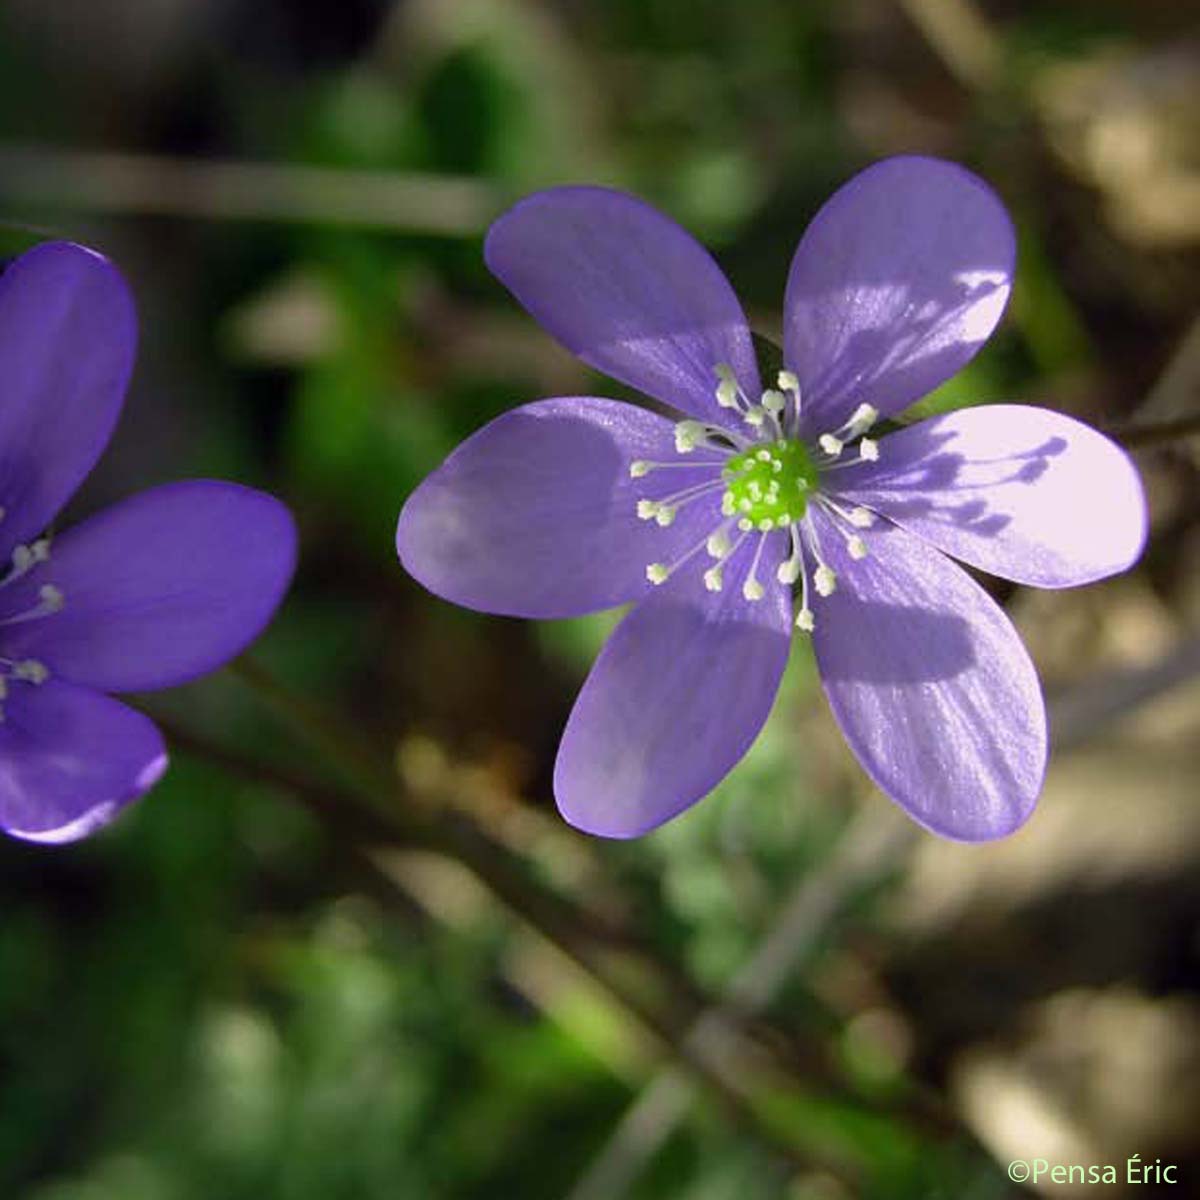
0 1 1194 1198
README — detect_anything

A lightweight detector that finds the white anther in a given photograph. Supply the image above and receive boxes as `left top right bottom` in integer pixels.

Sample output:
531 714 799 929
738 498 753 513
849 506 873 528
795 608 815 632
737 518 752 532
847 403 878 433
742 578 764 602
777 557 801 585
756 518 774 532
721 493 736 516
636 500 658 520
38 584 65 612
847 536 868 560
629 460 652 478
859 438 879 462
814 565 837 597
761 390 786 415
14 659 48 684
743 407 766 428
818 434 843 457
655 506 676 527
674 420 707 453
707 528 732 559
703 565 723 592
778 370 800 393
646 563 669 585
716 379 740 408
715 363 736 383
31 539 50 563
11 545 33 574
755 449 772 463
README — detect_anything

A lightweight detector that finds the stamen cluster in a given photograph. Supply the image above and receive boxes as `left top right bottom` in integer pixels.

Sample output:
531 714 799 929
0 528 63 721
630 364 882 631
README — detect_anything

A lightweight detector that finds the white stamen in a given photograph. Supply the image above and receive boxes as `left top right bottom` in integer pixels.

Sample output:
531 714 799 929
847 536 868 560
814 564 837 596
655 506 676 527
818 433 843 457
637 500 658 520
859 438 879 462
646 563 670 585
761 390 786 416
741 533 770 602
849 506 874 528
795 608 815 632
778 370 799 393
14 659 48 684
674 420 707 453
706 527 732 559
703 565 723 592
847 402 879 433
777 556 801 584
629 460 652 478
716 379 740 409
743 406 766 429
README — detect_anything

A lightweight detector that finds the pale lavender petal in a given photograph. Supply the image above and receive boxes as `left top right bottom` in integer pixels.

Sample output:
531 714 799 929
3 481 297 692
397 397 730 619
784 157 1014 436
834 404 1146 587
554 540 791 837
811 514 1046 841
485 187 760 428
0 242 136 556
0 680 167 843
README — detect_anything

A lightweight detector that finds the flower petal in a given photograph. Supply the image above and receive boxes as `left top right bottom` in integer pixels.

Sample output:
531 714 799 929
0 680 167 843
554 540 792 838
485 187 760 427
811 514 1046 841
4 481 297 692
397 397 730 619
783 157 1014 435
835 404 1147 587
0 242 136 556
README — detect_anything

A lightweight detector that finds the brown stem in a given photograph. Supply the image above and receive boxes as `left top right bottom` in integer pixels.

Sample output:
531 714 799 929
1107 412 1200 448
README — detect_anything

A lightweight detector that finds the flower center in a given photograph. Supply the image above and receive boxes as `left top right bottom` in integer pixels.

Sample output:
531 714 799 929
721 439 819 531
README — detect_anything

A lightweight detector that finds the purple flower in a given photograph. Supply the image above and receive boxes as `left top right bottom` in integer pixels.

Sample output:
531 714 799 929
0 242 296 843
397 157 1146 842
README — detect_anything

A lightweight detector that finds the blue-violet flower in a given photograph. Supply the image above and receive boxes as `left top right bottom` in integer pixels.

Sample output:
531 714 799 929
0 242 296 842
397 157 1146 841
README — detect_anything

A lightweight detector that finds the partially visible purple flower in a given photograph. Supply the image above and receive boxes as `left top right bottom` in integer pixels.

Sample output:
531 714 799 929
397 157 1146 842
0 242 297 843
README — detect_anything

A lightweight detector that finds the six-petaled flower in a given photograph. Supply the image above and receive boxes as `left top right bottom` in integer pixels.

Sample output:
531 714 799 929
0 242 297 843
403 156 1147 840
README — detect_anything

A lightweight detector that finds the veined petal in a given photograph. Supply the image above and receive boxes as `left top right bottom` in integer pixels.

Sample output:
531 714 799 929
836 405 1147 587
0 680 167 843
0 242 136 557
811 514 1046 841
397 397 729 619
485 187 760 428
784 157 1014 436
3 481 297 692
554 540 792 838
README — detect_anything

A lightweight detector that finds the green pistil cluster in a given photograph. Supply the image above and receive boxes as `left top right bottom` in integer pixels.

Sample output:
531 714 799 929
721 439 819 531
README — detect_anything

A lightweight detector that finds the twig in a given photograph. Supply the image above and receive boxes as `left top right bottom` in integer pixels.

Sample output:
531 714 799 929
1106 412 1200 449
0 144 500 236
